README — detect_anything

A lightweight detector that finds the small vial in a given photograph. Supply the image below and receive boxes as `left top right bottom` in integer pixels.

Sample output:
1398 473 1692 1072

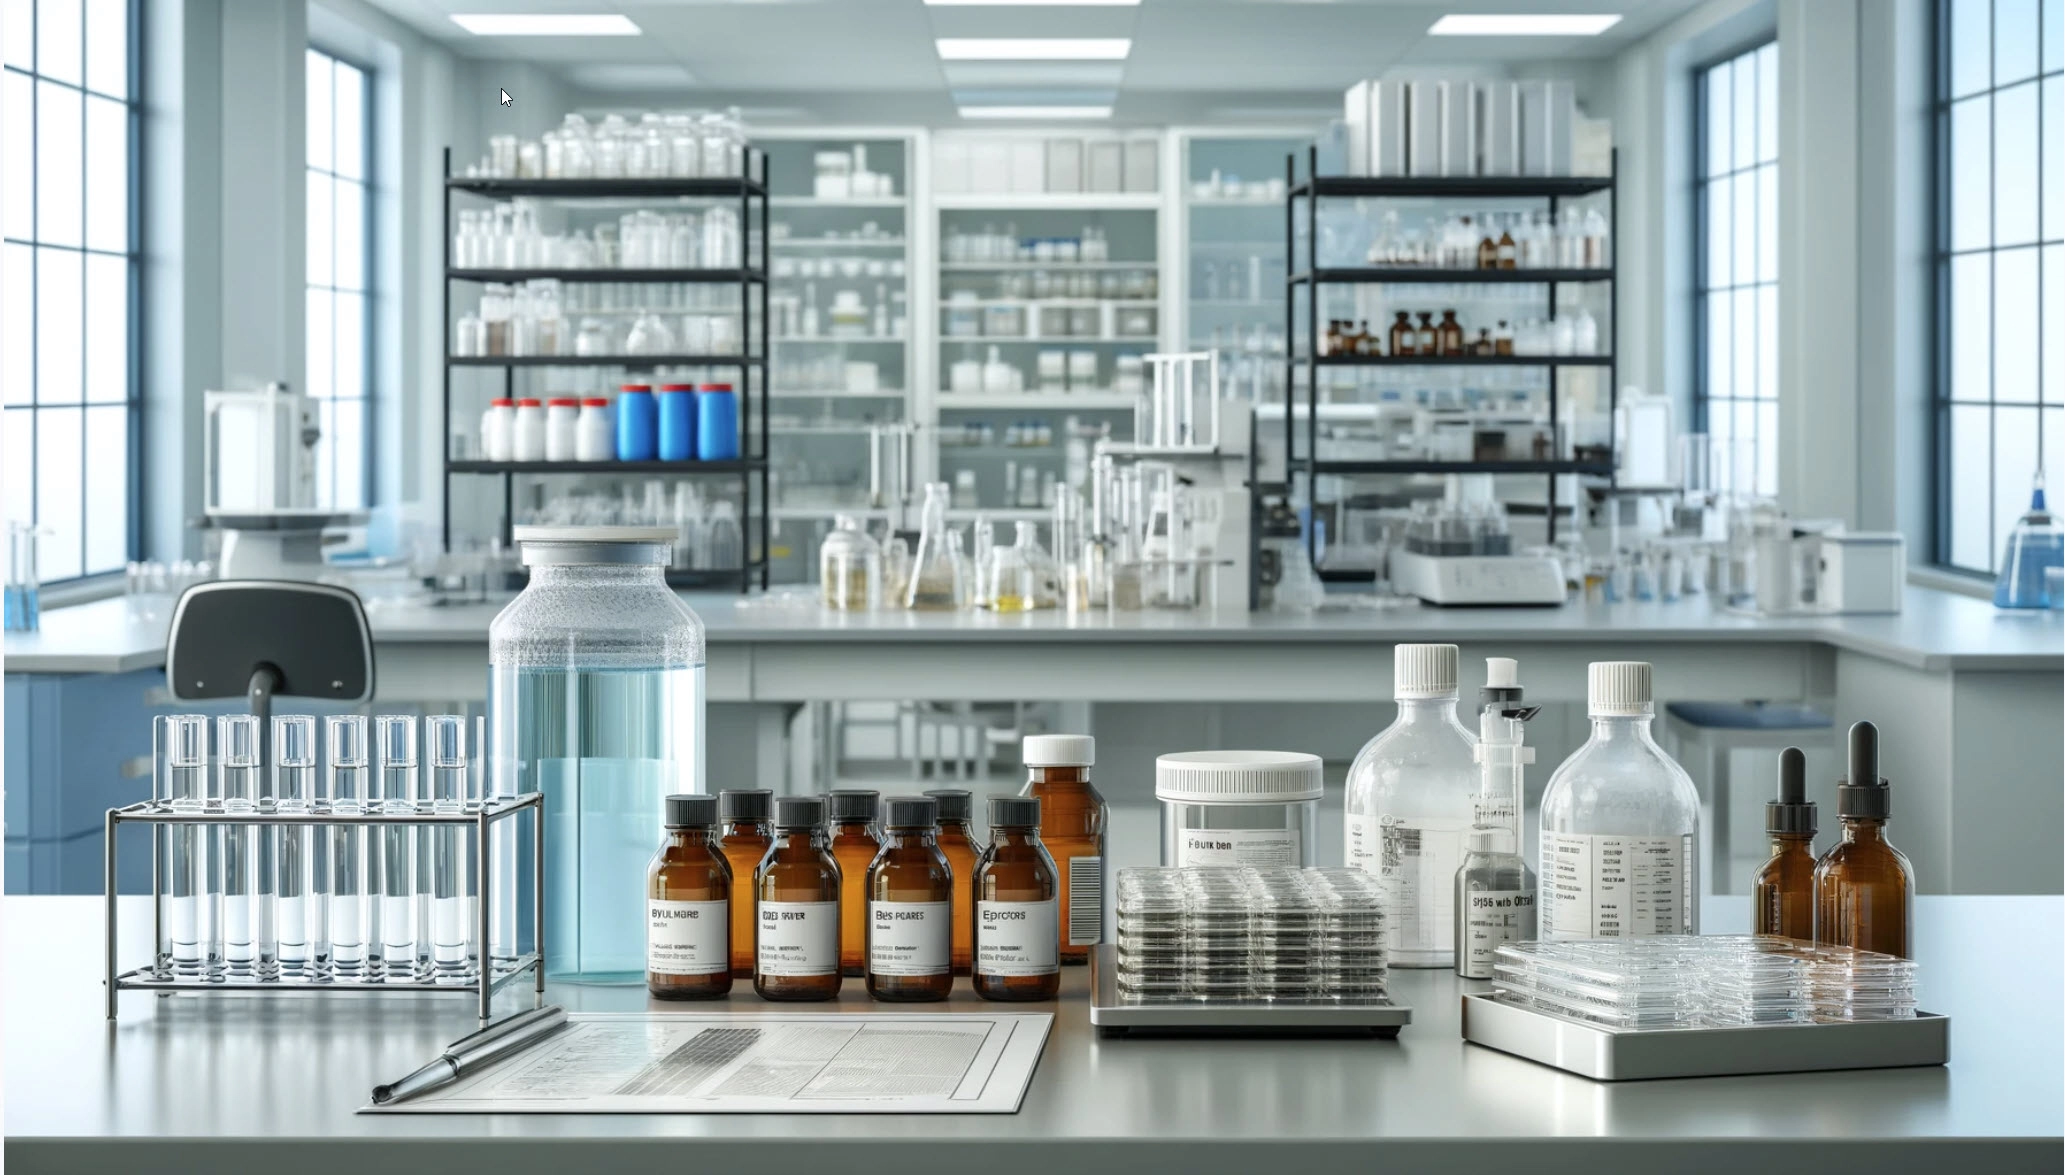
1753 747 1818 940
923 788 983 977
426 716 476 983
718 789 774 978
272 715 325 983
755 796 841 1001
217 715 273 980
326 715 372 981
158 715 215 980
1020 735 1105 964
866 797 953 1002
373 715 418 983
974 796 1060 1001
1814 722 1915 958
826 789 881 977
647 794 733 1000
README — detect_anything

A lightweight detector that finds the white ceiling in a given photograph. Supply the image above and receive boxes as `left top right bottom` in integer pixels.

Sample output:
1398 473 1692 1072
364 0 1706 125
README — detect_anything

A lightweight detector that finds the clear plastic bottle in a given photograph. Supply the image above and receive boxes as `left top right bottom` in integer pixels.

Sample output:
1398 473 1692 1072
1454 657 1538 979
819 514 883 611
1538 662 1701 939
1344 643 1477 969
904 483 964 610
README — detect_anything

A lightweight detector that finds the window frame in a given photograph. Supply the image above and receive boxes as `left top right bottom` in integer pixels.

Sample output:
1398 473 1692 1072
304 44 376 511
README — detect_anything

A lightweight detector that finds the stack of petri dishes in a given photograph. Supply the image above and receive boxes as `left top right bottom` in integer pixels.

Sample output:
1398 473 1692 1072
1114 867 1389 1004
1804 944 1919 1022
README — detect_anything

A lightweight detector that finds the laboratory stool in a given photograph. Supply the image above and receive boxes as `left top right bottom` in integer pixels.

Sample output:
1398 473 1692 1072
1663 701 1833 896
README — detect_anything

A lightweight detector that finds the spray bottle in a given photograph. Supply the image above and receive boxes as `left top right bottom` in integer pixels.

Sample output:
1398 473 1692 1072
1455 657 1540 979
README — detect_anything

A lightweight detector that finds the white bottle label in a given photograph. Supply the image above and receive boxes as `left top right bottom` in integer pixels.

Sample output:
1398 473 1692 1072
869 900 951 976
647 898 728 976
1540 833 1694 938
1376 816 1465 954
757 900 839 976
1346 812 1379 872
976 899 1059 977
1066 855 1104 946
1460 889 1535 979
1175 827 1303 868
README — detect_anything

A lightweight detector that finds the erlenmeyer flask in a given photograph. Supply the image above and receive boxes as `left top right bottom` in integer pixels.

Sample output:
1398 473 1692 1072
904 483 962 610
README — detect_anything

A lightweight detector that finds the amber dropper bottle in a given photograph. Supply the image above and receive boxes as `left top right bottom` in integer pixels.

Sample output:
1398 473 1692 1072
826 789 881 976
646 794 733 1000
1752 747 1817 940
754 795 842 1001
974 796 1061 1001
1814 722 1916 959
924 788 983 977
718 789 774 978
866 796 954 1002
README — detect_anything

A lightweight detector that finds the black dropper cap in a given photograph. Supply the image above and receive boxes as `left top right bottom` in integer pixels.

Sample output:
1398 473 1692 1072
922 788 973 823
1837 721 1891 820
664 794 718 829
883 796 938 830
774 795 826 830
826 789 880 824
1767 747 1817 836
989 795 1041 828
719 788 773 823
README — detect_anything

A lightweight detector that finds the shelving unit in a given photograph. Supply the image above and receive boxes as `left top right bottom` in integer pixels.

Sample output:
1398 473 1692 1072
1280 146 1620 572
440 147 772 592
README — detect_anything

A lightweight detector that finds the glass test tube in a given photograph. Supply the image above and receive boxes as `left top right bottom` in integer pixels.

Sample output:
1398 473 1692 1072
272 715 324 982
217 715 273 979
426 716 477 982
157 715 215 980
374 715 419 983
326 715 371 981
487 709 521 969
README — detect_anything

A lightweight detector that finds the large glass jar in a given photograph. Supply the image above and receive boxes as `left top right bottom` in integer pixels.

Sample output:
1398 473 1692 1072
489 526 706 983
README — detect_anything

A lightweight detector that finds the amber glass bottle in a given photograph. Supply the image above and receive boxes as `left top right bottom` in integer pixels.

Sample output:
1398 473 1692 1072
1752 748 1817 940
1476 229 1498 270
826 789 881 976
718 789 774 978
1020 735 1105 965
646 795 733 1000
1415 312 1437 354
1390 312 1415 357
1437 310 1464 356
1496 223 1517 269
975 796 1061 1001
924 789 983 977
1814 722 1915 959
866 797 954 1001
754 796 842 1001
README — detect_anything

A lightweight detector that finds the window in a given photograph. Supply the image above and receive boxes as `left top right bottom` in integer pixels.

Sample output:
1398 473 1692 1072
3 0 139 583
306 48 371 510
1935 0 2061 574
1695 40 1780 499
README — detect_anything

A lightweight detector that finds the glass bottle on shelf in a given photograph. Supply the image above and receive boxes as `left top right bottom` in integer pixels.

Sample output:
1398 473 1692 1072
1476 223 1498 270
1438 310 1464 356
904 483 964 610
1497 218 1518 269
1416 312 1437 355
1473 328 1494 357
1391 312 1416 357
1357 320 1379 357
1494 320 1515 356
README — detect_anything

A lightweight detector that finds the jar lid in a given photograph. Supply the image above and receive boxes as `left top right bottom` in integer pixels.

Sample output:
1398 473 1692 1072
659 383 694 392
516 397 544 408
511 525 676 567
1394 643 1459 699
490 397 516 407
1155 750 1323 804
698 383 733 393
1587 661 1652 717
581 397 609 407
619 383 653 393
547 397 579 407
1022 733 1094 768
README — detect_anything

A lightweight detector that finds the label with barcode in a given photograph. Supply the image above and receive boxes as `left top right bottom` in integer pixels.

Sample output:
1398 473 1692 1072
1379 816 1464 954
1066 855 1103 946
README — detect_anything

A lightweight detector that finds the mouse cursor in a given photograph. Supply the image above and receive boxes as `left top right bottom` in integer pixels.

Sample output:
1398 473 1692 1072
498 88 513 107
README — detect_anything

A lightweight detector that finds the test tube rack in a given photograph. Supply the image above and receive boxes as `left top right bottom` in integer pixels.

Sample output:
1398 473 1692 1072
102 793 544 1020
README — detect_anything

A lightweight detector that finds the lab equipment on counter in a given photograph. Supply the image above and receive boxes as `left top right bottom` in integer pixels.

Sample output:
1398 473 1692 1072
372 1006 570 1106
819 514 883 610
646 793 732 1000
1344 643 1477 969
1815 721 1915 959
1389 480 1564 607
975 796 1061 1001
1755 748 1817 941
216 715 270 980
203 384 365 577
717 789 774 978
1538 662 1701 939
4 521 39 632
1021 734 1106 964
904 483 965 610
490 526 705 983
272 715 322 981
1455 657 1538 980
827 789 882 976
924 789 983 978
754 795 842 1002
1156 751 1322 869
867 796 955 1002
374 714 420 981
1994 472 2065 609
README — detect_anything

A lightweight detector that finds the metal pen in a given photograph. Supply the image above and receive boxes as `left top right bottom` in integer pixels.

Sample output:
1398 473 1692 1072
370 1004 568 1106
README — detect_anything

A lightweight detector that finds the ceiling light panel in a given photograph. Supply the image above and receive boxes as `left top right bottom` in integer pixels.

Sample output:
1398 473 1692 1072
1427 14 1623 35
959 105 1114 119
450 13 642 36
935 38 1133 60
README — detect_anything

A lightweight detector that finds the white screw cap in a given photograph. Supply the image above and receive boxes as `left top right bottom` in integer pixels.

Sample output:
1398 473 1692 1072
1155 750 1324 804
1022 733 1095 768
1588 661 1654 717
1394 643 1460 699
1485 657 1519 689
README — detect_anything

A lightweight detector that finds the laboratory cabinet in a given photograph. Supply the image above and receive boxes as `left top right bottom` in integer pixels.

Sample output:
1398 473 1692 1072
5 669 160 894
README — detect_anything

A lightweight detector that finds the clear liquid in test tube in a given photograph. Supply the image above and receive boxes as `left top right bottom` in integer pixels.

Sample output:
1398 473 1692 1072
426 716 477 982
272 715 325 982
326 715 371 981
217 715 274 980
157 715 215 980
374 715 419 983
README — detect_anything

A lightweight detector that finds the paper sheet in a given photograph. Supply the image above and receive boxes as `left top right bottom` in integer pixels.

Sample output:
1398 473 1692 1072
363 1012 1052 1114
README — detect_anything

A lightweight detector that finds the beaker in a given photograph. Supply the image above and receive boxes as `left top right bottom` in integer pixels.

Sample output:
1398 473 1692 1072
904 483 963 610
4 521 39 633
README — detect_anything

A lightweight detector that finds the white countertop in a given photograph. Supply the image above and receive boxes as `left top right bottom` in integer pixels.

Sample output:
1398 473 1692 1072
6 584 2058 676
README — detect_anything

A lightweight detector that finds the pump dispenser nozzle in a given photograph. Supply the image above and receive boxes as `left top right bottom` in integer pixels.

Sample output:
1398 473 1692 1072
1838 721 1891 820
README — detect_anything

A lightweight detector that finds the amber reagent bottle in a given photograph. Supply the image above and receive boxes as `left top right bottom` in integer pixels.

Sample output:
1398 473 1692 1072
826 789 882 976
867 796 954 1001
718 789 774 978
1020 734 1105 964
924 788 983 977
1752 747 1817 940
1814 722 1915 959
755 795 842 1001
975 795 1060 1001
647 794 733 1000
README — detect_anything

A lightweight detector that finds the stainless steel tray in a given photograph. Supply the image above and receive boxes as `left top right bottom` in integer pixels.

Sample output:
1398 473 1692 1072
1460 992 1950 1080
1088 946 1412 1037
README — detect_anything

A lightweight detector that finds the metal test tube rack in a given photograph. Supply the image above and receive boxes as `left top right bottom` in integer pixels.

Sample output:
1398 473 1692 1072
103 793 544 1020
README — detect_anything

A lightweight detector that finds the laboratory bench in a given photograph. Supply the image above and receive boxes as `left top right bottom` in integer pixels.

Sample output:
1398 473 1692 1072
5 894 2057 1174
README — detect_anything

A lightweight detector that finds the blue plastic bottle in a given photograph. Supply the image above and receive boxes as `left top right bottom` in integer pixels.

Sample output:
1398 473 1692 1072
695 384 740 461
616 384 657 462
657 383 696 462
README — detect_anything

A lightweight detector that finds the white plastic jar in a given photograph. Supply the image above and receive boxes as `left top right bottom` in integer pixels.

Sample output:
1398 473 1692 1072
511 398 547 462
479 397 515 461
544 397 580 461
575 397 613 462
1156 750 1323 868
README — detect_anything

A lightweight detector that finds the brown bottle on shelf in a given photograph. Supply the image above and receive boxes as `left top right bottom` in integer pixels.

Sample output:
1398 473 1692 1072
718 789 774 978
1415 312 1437 355
1473 328 1495 357
1438 310 1465 356
1497 223 1518 269
866 796 955 1002
1814 722 1915 959
754 796 842 1001
647 795 733 1000
826 789 881 976
974 796 1062 1001
1494 320 1515 356
923 788 984 977
1356 319 1379 356
1753 748 1817 941
1323 319 1343 356
1020 735 1105 965
1477 228 1499 270
1390 311 1416 357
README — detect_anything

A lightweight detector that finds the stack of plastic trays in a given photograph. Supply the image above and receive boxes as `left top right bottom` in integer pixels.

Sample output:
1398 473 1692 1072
1181 868 1253 1003
1687 937 1814 1027
1309 869 1388 1003
1491 941 1706 1030
1114 868 1189 1002
1246 870 1324 1001
1803 944 1919 1022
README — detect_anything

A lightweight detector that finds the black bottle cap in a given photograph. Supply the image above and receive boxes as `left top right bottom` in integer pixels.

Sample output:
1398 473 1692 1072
989 795 1041 828
774 795 826 830
922 788 973 823
1767 747 1817 836
1838 721 1891 820
719 788 773 823
664 794 718 829
883 796 938 830
826 789 880 824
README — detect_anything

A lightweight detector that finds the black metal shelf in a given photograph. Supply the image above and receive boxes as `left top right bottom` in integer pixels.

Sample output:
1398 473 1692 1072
447 176 766 199
448 354 764 368
1311 354 1613 368
1292 175 1615 199
447 267 765 285
448 459 766 475
666 566 767 590
1298 459 1614 476
1292 267 1613 285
